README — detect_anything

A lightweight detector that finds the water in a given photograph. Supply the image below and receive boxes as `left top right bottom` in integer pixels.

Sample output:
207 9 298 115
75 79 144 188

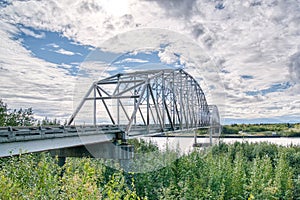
220 137 300 146
140 136 300 154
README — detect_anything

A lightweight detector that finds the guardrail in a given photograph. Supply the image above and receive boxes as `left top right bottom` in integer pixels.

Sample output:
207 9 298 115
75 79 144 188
0 124 219 143
0 125 122 143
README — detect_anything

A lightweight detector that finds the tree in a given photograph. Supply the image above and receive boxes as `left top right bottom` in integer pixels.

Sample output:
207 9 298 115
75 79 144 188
37 117 61 126
0 99 35 126
0 100 8 126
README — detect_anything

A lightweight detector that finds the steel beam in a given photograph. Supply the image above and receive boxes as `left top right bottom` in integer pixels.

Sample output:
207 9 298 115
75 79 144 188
68 68 215 135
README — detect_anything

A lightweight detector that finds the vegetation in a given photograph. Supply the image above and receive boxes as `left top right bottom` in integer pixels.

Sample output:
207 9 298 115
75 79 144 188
0 100 35 126
37 117 62 126
1 100 299 199
0 99 61 126
0 142 299 199
222 123 300 137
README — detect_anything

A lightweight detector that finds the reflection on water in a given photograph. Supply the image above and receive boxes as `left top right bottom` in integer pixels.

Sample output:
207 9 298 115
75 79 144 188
141 137 300 154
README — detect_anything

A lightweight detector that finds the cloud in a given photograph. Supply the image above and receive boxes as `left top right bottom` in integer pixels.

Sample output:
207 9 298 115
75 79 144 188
0 20 74 120
158 48 179 64
47 43 59 48
55 48 76 56
0 0 299 122
20 27 45 38
289 49 300 83
144 0 198 19
113 58 149 64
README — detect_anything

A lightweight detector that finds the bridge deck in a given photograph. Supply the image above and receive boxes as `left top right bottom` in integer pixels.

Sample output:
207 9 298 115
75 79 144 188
0 125 214 157
0 125 122 157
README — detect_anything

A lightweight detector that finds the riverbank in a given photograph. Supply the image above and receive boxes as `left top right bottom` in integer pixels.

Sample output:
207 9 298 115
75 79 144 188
153 133 300 138
143 136 300 151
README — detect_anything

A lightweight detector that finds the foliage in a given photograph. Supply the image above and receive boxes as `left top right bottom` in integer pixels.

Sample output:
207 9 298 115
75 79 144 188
0 99 62 127
222 123 300 136
128 138 159 153
0 100 7 125
0 142 299 199
60 157 103 199
222 125 239 134
37 117 62 126
0 153 61 199
0 99 35 126
281 130 300 137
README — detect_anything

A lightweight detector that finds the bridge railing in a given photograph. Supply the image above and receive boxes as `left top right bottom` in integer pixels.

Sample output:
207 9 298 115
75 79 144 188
0 125 122 143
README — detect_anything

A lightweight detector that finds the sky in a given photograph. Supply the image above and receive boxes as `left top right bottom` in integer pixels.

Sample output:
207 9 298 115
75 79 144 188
0 0 299 124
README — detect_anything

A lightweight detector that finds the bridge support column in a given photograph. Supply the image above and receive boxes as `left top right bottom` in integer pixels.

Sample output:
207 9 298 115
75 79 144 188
192 127 211 148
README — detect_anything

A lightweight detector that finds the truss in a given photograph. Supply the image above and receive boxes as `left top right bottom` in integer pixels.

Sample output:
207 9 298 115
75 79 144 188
68 69 218 136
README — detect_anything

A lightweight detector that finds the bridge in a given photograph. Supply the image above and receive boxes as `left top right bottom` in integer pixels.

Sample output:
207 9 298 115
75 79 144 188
0 69 220 161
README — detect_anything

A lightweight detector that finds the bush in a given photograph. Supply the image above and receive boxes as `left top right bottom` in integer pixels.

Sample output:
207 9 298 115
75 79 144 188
0 142 299 199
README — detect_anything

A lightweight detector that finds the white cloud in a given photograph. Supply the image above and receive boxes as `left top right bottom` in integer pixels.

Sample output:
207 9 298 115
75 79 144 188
158 48 178 64
289 48 300 84
59 63 73 69
47 43 60 48
0 0 299 122
20 27 45 38
0 20 74 120
55 48 76 56
113 58 149 64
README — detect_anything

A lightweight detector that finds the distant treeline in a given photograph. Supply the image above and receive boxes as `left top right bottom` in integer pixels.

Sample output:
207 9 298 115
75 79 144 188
222 123 300 137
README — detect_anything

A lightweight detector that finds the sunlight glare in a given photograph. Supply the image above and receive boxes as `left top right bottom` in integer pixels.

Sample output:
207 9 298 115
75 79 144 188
102 0 129 17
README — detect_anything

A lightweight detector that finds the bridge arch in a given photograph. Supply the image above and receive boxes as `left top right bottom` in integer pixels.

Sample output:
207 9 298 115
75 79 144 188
69 69 217 136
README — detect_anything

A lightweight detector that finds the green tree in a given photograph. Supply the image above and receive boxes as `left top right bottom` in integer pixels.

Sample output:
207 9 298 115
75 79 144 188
0 153 61 199
274 150 294 199
102 171 142 200
37 117 61 126
0 100 8 126
60 158 102 199
0 99 35 126
6 108 34 126
230 152 248 199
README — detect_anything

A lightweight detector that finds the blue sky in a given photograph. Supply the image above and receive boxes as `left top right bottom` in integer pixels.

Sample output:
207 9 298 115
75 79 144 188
15 25 179 76
0 0 299 124
14 25 91 76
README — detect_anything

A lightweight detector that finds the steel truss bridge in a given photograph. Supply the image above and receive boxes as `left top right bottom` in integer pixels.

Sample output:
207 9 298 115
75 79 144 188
0 69 220 159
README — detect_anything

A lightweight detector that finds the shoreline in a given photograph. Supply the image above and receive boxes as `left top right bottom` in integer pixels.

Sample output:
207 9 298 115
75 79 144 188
151 135 300 139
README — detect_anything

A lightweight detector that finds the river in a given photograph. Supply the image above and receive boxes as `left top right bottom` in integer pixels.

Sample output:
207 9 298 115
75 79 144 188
140 136 300 154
